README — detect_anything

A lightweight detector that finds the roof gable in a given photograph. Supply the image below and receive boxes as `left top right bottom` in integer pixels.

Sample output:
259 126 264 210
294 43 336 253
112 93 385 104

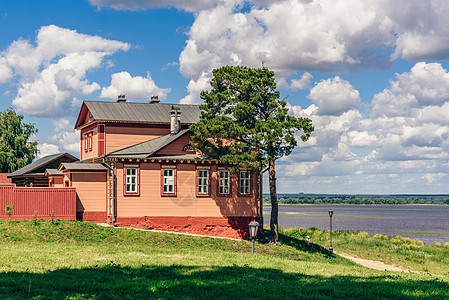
75 100 201 129
106 129 191 158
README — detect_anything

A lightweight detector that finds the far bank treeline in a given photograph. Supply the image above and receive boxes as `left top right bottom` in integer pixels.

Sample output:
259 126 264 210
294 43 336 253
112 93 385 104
264 194 449 205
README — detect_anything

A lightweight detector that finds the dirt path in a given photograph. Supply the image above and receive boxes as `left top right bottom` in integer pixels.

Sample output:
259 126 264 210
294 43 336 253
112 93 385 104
336 252 414 272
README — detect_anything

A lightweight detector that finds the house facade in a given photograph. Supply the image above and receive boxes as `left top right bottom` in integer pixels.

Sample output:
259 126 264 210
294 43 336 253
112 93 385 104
61 97 259 238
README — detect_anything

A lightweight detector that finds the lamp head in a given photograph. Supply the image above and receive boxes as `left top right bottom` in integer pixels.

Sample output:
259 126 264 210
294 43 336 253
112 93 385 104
248 221 260 238
329 210 334 217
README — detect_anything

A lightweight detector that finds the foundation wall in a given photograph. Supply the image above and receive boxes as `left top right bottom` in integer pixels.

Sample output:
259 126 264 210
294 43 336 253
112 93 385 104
113 216 256 239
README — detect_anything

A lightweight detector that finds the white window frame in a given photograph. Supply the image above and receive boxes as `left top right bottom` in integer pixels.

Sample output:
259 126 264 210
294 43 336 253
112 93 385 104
219 170 230 195
163 168 175 194
240 171 250 195
125 167 137 193
198 170 209 195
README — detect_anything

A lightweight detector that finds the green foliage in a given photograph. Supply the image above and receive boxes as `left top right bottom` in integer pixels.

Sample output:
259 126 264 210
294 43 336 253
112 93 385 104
4 203 14 218
269 194 449 205
0 221 448 299
0 107 38 173
190 66 313 174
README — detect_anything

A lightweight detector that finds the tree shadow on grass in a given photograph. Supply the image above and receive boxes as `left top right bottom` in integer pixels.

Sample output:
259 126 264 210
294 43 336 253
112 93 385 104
259 230 333 257
1 263 448 299
277 232 333 256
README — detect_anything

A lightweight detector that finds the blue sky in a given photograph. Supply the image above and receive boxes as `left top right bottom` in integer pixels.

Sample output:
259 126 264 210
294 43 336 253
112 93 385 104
2 0 449 194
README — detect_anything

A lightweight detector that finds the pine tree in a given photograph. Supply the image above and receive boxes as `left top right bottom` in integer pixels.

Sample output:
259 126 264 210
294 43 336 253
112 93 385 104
190 66 314 242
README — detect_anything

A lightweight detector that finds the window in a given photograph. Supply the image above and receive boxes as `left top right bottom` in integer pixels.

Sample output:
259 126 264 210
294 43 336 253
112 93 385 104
88 132 93 151
163 168 176 194
197 169 209 195
182 145 193 152
84 133 88 152
125 168 137 193
124 165 140 195
239 171 250 195
218 170 230 195
84 132 93 152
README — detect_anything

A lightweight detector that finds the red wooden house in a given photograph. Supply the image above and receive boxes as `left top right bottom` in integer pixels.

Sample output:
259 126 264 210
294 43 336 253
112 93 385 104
61 96 260 238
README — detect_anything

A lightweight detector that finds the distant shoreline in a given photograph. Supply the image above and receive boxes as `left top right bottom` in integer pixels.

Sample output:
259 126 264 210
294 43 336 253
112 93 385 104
263 194 449 205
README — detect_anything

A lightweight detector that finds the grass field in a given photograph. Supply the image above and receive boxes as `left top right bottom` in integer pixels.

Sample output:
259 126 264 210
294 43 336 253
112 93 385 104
0 220 448 299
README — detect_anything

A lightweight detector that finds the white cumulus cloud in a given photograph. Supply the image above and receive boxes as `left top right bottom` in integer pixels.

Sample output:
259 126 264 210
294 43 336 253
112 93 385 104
100 71 171 100
308 76 360 116
372 62 449 117
88 0 229 12
38 118 81 159
278 72 313 90
3 25 130 117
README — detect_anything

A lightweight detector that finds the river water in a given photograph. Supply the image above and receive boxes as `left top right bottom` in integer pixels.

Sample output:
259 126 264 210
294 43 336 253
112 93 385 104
262 204 449 245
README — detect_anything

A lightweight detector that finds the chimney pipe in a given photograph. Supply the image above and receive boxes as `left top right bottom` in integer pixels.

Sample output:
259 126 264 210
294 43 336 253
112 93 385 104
117 94 127 102
150 95 160 104
170 110 176 134
170 106 181 134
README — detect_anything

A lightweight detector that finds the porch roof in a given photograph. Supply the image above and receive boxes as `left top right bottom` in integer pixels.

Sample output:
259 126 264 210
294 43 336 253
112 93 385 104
59 162 108 171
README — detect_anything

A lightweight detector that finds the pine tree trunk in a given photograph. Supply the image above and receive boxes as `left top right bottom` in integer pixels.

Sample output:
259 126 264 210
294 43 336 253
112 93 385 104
269 159 279 243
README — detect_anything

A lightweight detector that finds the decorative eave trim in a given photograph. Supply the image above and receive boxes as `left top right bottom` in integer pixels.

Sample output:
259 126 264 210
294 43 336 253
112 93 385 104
105 157 219 164
76 119 196 131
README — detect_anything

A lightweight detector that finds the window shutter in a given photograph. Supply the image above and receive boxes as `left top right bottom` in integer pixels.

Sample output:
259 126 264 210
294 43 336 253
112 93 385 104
137 167 140 195
195 168 199 196
160 168 164 195
174 168 177 196
208 170 211 196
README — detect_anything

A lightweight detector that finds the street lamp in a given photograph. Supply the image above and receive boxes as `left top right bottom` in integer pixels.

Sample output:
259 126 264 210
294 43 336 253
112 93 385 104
328 210 334 253
248 221 260 254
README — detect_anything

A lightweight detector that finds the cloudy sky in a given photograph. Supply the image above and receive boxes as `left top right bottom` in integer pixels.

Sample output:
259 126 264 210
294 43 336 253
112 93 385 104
2 0 449 194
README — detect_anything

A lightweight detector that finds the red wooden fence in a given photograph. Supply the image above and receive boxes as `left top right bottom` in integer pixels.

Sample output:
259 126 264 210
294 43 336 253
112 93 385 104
0 185 76 220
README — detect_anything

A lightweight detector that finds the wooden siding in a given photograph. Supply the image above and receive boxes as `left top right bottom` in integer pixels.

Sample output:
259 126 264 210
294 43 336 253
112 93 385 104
115 162 258 218
80 123 98 161
105 124 170 154
70 172 107 213
0 185 76 220
154 132 197 156
50 176 64 188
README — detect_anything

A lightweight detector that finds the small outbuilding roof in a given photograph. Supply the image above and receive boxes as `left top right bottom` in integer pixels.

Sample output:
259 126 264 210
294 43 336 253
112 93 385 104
59 162 108 171
44 169 63 176
8 153 79 178
76 100 201 129
106 129 191 159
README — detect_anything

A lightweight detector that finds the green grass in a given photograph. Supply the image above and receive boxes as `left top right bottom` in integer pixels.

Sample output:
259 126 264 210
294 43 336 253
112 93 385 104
283 227 449 276
385 230 449 236
0 220 448 299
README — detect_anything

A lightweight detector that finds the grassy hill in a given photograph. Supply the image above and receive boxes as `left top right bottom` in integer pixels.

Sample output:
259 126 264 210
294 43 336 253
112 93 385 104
0 220 448 299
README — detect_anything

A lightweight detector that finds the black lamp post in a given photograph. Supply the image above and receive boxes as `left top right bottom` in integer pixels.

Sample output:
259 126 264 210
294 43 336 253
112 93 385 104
248 221 260 254
329 210 334 253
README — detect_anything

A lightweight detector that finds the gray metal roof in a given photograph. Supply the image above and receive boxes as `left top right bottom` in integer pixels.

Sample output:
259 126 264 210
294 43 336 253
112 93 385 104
80 101 201 127
45 169 62 176
60 162 108 171
106 129 190 158
8 153 78 178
